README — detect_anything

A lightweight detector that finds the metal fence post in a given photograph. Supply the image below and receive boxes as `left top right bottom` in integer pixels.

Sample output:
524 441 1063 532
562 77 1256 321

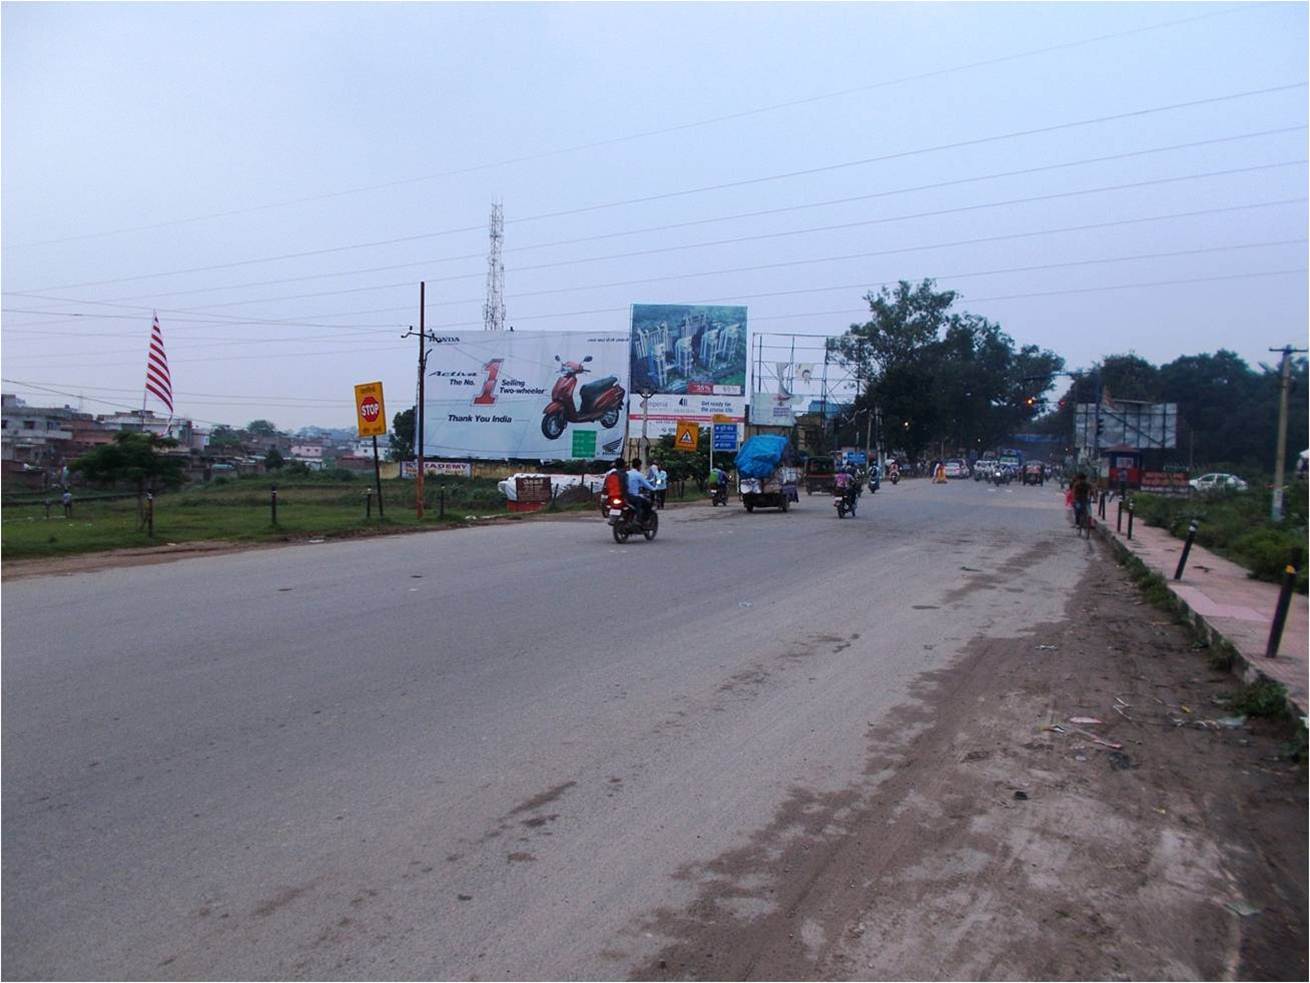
1174 520 1199 580
1265 564 1298 658
1126 502 1135 540
146 493 154 538
271 485 278 526
365 488 372 519
1116 499 1124 533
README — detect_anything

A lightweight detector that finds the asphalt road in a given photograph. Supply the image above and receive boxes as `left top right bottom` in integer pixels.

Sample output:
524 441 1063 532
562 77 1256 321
2 477 1086 980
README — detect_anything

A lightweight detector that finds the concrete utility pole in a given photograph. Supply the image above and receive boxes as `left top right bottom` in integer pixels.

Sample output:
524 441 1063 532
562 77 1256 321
402 282 432 520
1268 344 1307 522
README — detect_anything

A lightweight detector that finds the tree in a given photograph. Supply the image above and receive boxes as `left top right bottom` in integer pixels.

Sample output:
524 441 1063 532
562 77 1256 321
73 432 187 521
264 447 285 470
389 407 415 462
827 279 1062 459
207 424 244 449
246 419 278 437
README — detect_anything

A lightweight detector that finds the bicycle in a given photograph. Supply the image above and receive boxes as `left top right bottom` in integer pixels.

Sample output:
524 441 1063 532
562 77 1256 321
1073 500 1092 538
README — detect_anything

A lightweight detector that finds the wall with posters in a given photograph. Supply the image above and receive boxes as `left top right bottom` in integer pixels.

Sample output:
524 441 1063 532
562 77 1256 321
629 304 748 436
423 330 630 461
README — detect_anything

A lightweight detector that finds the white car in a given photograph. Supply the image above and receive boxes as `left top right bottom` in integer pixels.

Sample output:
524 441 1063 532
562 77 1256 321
943 459 969 478
1189 472 1248 493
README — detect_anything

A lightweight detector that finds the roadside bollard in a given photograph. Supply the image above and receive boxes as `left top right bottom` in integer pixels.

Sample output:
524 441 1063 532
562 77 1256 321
271 485 278 526
1126 502 1135 540
146 493 154 538
1116 499 1124 533
1265 564 1299 658
364 488 373 519
1174 520 1199 580
1098 489 1107 520
439 486 445 519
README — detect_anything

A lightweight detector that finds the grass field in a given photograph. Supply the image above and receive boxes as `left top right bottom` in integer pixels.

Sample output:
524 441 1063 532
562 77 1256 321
1133 482 1308 593
0 474 609 560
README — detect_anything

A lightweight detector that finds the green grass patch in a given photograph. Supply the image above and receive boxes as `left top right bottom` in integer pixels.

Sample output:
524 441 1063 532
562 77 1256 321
1132 482 1308 593
1230 680 1294 721
0 475 586 559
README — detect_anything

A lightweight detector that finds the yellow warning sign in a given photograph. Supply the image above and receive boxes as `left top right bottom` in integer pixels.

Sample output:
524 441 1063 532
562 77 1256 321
674 419 699 452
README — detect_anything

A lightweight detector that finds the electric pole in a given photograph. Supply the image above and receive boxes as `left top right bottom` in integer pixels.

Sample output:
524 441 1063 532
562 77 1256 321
402 281 433 520
1269 344 1307 522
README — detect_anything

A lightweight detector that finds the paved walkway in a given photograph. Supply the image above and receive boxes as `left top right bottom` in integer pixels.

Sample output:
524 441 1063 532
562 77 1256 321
1094 503 1307 715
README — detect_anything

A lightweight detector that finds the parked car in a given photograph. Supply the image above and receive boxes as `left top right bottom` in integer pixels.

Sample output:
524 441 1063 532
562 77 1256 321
943 459 969 479
1189 472 1248 493
1022 462 1045 486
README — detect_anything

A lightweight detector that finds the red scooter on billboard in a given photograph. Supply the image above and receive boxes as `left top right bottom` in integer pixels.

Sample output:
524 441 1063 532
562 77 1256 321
541 355 625 440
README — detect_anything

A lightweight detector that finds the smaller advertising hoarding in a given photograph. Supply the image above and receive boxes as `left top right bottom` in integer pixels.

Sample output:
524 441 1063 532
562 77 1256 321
629 393 746 437
400 460 473 479
750 392 799 427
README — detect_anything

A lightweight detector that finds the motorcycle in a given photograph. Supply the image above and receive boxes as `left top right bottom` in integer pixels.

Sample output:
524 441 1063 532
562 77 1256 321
541 355 625 440
602 493 658 543
834 486 858 518
710 484 728 506
889 469 900 485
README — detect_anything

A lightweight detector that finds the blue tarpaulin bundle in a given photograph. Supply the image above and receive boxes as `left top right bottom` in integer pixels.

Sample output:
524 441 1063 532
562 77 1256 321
735 434 791 478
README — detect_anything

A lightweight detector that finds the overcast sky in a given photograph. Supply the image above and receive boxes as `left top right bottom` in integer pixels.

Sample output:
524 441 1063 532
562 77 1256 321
2 1 1306 432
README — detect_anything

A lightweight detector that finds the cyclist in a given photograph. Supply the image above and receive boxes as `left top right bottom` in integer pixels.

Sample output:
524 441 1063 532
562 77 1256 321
1070 471 1092 534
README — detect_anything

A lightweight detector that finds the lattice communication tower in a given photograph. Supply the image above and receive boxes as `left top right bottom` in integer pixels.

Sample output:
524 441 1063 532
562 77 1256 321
483 201 506 332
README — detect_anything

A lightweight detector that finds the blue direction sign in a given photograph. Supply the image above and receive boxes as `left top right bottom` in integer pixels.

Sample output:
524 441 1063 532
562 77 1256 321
712 423 738 452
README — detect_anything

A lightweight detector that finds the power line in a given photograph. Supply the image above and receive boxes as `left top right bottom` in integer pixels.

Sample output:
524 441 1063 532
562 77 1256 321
739 267 1309 327
16 80 1304 295
2 2 1262 251
115 159 1307 314
80 124 1309 306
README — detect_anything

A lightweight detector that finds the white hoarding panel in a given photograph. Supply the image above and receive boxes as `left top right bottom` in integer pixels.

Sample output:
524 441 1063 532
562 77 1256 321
628 393 747 438
423 330 630 461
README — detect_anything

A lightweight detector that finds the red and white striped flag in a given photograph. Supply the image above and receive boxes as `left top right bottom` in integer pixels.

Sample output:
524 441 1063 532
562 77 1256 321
145 313 174 416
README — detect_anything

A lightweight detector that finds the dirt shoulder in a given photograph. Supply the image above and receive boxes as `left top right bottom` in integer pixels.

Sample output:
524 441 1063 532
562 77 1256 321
632 541 1307 980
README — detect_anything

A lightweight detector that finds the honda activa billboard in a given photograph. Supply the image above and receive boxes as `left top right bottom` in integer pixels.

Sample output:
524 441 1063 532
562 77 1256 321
423 330 631 461
629 304 747 435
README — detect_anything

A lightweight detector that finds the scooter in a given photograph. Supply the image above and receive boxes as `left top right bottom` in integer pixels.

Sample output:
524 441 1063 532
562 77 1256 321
542 355 625 440
603 493 658 543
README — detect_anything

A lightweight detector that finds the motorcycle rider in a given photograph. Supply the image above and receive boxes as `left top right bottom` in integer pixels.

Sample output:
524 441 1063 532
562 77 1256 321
626 457 656 525
708 464 728 504
601 457 627 505
835 465 858 510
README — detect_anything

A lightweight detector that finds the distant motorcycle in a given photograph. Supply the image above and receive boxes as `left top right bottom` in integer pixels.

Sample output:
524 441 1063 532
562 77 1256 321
542 355 625 440
834 488 857 518
710 484 728 506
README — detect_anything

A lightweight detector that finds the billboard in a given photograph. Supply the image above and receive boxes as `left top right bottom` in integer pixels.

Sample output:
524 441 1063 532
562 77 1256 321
629 304 747 435
1074 401 1178 450
423 330 630 461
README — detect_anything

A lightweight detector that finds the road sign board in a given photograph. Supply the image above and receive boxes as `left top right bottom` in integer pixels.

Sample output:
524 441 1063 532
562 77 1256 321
354 381 387 438
674 420 699 452
712 423 738 452
571 429 597 459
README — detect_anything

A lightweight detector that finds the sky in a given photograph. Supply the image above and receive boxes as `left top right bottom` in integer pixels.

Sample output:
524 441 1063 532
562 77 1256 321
2 1 1307 432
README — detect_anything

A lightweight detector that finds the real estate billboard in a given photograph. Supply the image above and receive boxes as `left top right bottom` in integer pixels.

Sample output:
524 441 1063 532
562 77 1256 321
629 304 747 435
422 330 630 461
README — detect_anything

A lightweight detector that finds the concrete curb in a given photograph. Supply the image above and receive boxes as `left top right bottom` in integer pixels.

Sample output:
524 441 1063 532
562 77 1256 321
1094 522 1307 718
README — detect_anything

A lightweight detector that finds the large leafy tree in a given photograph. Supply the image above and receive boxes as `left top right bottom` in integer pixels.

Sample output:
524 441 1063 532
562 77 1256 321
828 279 1063 459
389 407 415 461
73 432 187 520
